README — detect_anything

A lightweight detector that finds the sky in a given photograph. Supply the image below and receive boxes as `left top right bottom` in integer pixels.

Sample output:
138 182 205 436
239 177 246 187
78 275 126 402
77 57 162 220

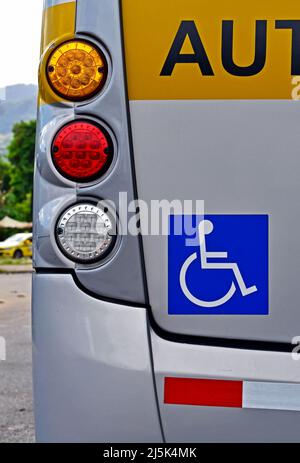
0 0 43 88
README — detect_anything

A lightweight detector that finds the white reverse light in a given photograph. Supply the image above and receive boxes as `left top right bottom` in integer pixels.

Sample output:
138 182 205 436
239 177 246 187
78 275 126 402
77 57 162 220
56 203 116 263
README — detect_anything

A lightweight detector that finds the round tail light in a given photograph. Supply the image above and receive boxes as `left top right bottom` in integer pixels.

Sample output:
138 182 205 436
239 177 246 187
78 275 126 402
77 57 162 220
56 203 116 263
46 40 108 101
51 120 114 182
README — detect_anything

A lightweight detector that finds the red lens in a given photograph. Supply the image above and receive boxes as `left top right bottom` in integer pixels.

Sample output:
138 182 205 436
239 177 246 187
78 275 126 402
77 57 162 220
51 121 113 182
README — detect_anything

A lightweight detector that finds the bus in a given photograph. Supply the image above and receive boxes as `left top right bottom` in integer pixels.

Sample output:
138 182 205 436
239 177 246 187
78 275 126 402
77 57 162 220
33 0 300 442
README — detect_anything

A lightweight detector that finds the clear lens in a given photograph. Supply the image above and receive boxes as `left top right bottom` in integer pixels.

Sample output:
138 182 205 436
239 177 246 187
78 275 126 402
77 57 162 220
56 203 116 263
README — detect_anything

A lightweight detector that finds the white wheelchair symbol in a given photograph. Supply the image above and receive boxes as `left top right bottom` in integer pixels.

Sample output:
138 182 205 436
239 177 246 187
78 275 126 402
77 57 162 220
179 220 258 308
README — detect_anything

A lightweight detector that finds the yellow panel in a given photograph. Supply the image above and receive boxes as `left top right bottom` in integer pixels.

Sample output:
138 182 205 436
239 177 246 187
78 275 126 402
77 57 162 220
39 2 76 104
41 2 76 53
122 0 300 100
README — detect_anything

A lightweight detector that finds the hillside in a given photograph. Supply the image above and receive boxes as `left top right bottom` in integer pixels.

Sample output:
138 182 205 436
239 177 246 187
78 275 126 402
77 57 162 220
0 84 38 156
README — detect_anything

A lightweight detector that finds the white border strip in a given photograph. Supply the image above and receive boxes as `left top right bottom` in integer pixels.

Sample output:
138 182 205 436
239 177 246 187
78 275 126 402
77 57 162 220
243 381 300 412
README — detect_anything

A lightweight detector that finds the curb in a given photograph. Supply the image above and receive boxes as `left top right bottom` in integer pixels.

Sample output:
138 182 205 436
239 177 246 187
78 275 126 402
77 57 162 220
0 267 33 274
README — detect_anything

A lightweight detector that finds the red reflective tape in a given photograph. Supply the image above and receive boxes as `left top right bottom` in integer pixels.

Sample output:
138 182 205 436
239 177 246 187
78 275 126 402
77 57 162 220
164 377 243 408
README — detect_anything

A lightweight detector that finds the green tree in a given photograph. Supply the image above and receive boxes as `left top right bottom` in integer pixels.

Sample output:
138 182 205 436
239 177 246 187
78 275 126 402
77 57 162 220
4 120 36 221
0 157 10 194
0 157 11 218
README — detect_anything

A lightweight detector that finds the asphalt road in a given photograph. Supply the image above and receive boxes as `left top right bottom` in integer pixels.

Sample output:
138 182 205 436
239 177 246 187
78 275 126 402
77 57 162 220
0 273 34 443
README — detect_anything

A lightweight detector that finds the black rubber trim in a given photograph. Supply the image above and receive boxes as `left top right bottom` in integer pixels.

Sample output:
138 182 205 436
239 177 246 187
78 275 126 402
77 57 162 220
118 0 150 308
147 308 294 353
35 268 294 353
118 1 166 444
36 268 146 309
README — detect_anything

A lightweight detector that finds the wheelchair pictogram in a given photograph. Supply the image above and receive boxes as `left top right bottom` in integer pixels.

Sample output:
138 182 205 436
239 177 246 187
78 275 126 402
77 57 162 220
168 214 269 315
179 220 258 308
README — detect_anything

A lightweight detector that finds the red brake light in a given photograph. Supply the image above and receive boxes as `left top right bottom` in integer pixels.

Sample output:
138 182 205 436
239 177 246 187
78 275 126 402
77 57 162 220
51 121 113 182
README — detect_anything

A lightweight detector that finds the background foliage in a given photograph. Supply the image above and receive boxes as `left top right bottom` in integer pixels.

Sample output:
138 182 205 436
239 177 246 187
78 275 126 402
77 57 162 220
0 120 35 223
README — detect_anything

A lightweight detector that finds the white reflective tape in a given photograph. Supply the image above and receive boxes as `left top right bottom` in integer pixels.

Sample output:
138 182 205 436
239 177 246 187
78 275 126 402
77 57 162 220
243 381 300 412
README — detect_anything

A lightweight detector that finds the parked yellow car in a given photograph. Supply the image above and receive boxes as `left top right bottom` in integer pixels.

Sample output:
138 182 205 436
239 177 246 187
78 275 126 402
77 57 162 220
0 233 32 259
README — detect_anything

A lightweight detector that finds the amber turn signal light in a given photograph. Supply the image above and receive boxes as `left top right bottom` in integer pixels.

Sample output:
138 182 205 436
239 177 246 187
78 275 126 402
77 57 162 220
46 40 108 101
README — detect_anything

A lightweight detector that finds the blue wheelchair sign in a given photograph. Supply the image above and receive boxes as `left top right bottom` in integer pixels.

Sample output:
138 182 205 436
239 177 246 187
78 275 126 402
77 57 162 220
168 215 269 315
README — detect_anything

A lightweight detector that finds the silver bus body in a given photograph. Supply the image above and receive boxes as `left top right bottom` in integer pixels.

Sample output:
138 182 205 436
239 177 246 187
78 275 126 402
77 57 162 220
33 0 300 442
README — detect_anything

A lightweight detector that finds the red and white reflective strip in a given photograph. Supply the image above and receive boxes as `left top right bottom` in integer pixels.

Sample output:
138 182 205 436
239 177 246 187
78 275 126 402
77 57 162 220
164 377 300 412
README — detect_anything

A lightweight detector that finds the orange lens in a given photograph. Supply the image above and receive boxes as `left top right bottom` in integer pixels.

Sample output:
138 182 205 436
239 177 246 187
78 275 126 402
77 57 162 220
46 40 108 101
